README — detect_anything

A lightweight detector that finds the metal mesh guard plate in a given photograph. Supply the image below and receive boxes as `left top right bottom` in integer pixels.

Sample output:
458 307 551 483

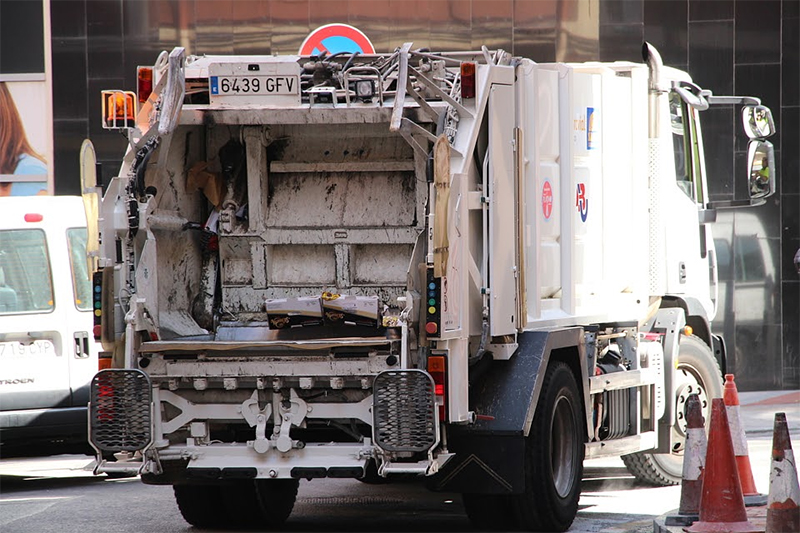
373 370 436 453
90 369 152 452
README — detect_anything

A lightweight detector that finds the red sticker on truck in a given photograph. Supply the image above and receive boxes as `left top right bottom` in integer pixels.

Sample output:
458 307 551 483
542 181 553 220
575 183 588 222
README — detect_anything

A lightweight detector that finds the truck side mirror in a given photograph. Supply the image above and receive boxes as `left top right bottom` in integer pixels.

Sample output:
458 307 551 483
747 140 775 201
742 105 775 139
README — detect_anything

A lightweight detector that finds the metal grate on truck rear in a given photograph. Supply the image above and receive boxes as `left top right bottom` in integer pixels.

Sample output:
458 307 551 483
373 370 437 453
90 369 152 452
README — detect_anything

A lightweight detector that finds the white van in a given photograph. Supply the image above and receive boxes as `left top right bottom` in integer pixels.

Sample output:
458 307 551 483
0 196 98 454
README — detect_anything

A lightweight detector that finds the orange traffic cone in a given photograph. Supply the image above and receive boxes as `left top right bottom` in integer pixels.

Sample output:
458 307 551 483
723 373 768 506
765 412 800 533
685 398 760 533
665 394 706 526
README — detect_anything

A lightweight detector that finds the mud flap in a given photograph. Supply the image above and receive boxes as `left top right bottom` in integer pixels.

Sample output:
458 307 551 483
429 328 586 494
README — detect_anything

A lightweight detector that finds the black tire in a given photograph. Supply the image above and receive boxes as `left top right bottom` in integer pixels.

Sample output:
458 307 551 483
174 484 228 529
462 362 584 532
223 481 266 529
254 479 299 527
512 361 584 532
622 334 722 485
462 493 519 531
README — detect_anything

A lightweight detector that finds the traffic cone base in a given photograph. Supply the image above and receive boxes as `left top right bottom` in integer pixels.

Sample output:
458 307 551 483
665 513 698 527
745 493 769 507
684 520 762 533
766 507 800 533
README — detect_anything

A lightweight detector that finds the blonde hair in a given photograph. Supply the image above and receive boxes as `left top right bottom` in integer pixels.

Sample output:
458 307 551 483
0 82 46 174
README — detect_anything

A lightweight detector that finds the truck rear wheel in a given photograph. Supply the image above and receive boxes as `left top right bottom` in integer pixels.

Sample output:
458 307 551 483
462 493 518 531
463 361 584 532
513 361 584 532
622 334 722 485
223 481 268 529
174 484 228 529
255 479 299 526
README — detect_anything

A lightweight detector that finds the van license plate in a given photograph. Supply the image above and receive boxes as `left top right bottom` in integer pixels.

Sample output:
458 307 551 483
210 76 299 96
0 340 56 357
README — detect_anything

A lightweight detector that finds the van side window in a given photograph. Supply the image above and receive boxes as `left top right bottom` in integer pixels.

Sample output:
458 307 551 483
0 229 54 314
67 228 92 311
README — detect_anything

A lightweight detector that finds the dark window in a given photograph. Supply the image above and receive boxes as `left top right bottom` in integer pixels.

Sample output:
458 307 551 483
670 91 693 199
0 0 45 75
67 228 92 311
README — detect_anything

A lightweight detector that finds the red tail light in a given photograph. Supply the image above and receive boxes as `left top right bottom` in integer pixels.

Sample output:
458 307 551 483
428 355 447 421
96 381 114 421
24 213 43 223
461 62 476 99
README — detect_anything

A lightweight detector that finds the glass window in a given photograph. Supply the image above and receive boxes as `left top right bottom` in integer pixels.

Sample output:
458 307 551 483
669 92 693 200
0 229 53 314
67 228 92 311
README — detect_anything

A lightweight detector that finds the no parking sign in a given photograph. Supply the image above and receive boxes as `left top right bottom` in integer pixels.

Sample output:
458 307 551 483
299 24 376 56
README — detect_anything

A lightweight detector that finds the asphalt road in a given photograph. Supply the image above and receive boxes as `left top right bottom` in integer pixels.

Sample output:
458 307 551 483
0 451 696 533
2 388 794 533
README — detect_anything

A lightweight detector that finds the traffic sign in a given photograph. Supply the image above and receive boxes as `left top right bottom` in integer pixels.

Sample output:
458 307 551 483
299 24 375 56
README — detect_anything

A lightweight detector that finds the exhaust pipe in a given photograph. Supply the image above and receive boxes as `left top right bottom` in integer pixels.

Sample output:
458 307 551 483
642 42 664 138
642 42 664 93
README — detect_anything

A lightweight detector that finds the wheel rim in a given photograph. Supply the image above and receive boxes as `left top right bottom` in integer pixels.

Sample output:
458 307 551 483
649 360 711 479
671 361 711 454
550 394 577 498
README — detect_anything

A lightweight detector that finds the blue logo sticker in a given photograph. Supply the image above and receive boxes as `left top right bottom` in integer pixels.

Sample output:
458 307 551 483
587 107 597 150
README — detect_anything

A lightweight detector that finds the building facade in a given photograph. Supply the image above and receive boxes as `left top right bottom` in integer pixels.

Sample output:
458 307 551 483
49 0 799 390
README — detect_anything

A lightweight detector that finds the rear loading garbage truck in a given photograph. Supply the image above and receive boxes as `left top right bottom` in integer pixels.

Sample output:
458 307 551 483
87 42 778 531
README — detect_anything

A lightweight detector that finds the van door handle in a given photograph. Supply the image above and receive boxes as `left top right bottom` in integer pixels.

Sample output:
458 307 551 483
74 331 90 358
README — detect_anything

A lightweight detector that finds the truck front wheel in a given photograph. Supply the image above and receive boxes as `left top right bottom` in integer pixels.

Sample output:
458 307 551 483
622 334 723 485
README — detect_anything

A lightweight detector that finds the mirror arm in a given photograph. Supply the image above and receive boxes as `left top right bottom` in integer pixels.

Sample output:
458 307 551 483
707 199 764 209
698 207 717 224
707 95 762 106
672 81 709 110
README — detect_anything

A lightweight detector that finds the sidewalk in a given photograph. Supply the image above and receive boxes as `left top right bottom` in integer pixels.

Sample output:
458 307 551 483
653 389 800 533
738 389 800 435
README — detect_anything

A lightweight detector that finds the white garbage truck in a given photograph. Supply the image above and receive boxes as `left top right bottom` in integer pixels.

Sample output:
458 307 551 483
87 42 777 531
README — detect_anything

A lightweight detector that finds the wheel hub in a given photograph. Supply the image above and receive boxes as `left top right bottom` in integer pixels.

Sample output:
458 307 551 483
674 373 709 442
551 396 577 498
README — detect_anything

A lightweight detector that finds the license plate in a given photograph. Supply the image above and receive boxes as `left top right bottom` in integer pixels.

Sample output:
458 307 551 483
0 340 56 357
210 76 299 96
